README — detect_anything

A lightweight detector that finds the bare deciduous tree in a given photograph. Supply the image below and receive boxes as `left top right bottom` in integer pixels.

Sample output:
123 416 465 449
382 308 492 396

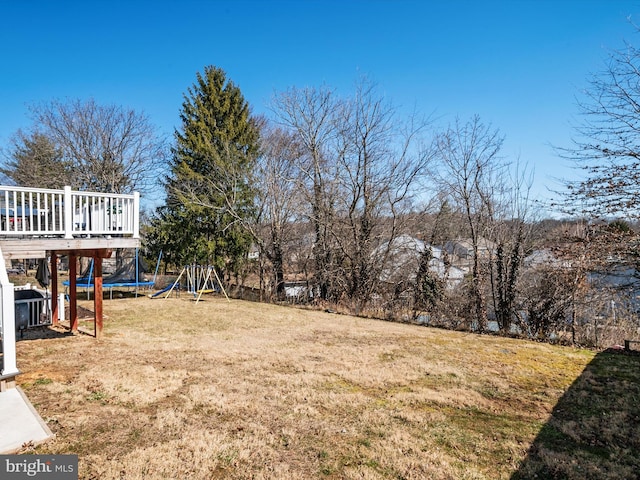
270 86 340 301
29 98 165 194
270 80 434 311
433 115 505 330
487 161 536 333
333 78 433 311
561 27 640 219
254 124 305 299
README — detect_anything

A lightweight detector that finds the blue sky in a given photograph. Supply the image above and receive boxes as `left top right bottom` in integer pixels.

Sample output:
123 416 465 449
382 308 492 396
1 0 639 212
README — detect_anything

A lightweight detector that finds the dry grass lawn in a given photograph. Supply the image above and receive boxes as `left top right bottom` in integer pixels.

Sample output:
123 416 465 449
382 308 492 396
14 294 640 479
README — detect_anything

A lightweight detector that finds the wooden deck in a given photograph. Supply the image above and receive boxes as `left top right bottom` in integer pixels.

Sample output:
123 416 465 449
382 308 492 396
0 185 142 386
0 185 140 259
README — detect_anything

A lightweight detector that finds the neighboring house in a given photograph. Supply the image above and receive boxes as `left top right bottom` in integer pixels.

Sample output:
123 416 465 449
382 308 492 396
523 248 570 268
523 248 556 268
444 237 497 273
523 248 572 269
524 247 640 316
376 234 464 289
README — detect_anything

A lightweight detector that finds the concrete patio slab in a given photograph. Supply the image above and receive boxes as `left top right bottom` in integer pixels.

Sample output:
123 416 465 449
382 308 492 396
0 387 53 453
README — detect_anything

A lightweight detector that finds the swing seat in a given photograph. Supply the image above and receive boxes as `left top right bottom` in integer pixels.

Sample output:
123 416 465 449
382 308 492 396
196 289 215 294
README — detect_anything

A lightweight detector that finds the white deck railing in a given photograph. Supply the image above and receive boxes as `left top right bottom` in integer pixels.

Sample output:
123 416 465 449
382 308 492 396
0 186 140 239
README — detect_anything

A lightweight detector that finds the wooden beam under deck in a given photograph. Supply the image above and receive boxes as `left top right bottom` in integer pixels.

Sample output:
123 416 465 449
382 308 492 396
2 250 48 259
0 237 140 259
62 248 113 259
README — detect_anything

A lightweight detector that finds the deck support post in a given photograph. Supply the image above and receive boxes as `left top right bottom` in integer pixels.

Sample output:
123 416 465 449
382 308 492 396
50 250 58 325
69 254 78 333
93 256 103 339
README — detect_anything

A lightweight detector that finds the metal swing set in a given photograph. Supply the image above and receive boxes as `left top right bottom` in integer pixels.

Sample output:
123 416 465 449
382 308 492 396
162 264 230 304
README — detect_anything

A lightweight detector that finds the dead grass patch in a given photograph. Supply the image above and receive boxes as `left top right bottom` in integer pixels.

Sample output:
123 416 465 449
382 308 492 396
14 296 639 479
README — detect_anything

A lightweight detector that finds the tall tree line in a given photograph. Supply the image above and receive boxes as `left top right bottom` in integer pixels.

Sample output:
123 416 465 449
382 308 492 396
264 78 433 309
0 66 536 333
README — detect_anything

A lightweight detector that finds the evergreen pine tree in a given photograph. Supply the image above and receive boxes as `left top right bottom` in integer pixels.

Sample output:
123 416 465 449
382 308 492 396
1 130 71 188
160 66 259 272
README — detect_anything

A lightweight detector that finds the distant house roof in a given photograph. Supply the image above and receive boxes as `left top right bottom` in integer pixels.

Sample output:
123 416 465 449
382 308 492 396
375 234 464 287
524 249 555 268
523 249 571 269
444 237 496 259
